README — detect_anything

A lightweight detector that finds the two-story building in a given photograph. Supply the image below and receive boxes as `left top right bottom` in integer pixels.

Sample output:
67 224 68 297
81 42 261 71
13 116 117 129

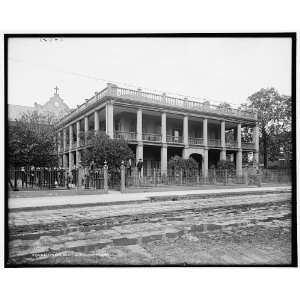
55 83 259 177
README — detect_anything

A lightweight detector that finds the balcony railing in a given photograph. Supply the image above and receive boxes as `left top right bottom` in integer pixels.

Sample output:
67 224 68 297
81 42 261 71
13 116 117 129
242 142 255 150
189 137 204 145
208 139 222 147
167 135 183 144
113 86 257 120
115 131 137 141
57 85 257 127
226 141 238 148
142 133 162 142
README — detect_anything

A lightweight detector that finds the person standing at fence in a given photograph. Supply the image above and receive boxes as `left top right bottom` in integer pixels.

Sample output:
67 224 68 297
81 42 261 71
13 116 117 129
30 166 35 187
137 159 143 179
127 158 132 177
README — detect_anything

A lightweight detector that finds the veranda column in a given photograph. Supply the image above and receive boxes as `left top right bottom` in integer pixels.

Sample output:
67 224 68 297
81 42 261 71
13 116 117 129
84 116 88 145
63 153 68 169
161 112 166 143
182 115 189 159
137 108 143 142
236 123 242 176
69 152 73 172
69 125 73 172
220 120 226 161
94 110 99 133
253 124 259 168
69 124 73 150
76 150 81 167
237 123 242 148
202 149 208 179
57 131 62 153
106 101 114 138
203 118 208 147
136 108 143 176
236 150 243 177
161 145 168 176
76 121 80 148
63 128 67 151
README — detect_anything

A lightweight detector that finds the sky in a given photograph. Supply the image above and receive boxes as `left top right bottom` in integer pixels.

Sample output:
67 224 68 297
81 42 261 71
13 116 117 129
8 37 292 109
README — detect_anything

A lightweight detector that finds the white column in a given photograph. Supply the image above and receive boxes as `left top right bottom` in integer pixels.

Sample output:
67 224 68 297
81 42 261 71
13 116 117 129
220 120 226 161
161 144 168 175
137 108 143 142
63 128 67 151
253 124 259 168
237 123 242 148
94 110 99 132
63 153 68 169
202 149 208 178
161 112 166 143
76 150 81 167
236 150 242 177
84 116 88 145
136 143 143 177
76 121 80 148
69 152 73 172
57 131 61 152
69 125 73 149
221 120 225 148
106 102 114 138
183 115 189 146
203 118 208 147
220 149 226 161
254 124 259 152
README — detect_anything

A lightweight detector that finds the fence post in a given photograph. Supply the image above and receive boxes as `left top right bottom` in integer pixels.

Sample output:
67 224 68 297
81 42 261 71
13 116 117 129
103 161 108 193
120 161 125 193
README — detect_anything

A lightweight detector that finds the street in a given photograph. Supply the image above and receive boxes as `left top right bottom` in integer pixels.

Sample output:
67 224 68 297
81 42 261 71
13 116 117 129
8 190 292 265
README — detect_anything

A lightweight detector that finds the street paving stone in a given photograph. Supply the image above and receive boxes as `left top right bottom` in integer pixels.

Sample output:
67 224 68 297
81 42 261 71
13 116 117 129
7 191 292 265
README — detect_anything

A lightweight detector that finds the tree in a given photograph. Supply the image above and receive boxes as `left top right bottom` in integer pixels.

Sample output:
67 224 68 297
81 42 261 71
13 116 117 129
245 88 291 168
8 111 58 167
80 132 134 171
168 155 198 174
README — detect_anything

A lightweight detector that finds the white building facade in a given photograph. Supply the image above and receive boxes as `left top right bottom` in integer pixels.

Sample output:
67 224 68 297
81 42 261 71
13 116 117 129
55 83 259 177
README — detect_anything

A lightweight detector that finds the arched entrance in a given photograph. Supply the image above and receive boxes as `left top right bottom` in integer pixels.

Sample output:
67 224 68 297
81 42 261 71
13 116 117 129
189 153 203 175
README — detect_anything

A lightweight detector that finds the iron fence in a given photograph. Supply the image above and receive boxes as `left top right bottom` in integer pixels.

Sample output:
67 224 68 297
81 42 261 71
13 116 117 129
125 167 246 188
8 167 74 190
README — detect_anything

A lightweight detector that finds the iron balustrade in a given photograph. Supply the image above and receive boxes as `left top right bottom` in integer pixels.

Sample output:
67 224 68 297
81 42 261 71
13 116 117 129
242 142 255 150
226 141 238 148
189 137 204 145
167 135 183 144
208 139 222 147
142 133 162 142
57 85 257 128
115 131 137 141
110 86 257 120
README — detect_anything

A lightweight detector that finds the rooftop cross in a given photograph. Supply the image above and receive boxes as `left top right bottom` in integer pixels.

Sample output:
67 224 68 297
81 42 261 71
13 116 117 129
54 86 59 95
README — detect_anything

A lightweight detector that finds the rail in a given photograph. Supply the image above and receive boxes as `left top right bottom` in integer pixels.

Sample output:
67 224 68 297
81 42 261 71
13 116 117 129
189 137 204 145
115 131 137 141
142 133 162 142
167 135 183 144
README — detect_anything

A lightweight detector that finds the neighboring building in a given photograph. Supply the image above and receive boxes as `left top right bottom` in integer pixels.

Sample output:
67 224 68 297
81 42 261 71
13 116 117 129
8 87 71 123
55 83 259 176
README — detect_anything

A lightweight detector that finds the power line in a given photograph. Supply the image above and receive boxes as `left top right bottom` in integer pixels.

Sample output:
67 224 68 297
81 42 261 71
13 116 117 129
8 56 245 108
